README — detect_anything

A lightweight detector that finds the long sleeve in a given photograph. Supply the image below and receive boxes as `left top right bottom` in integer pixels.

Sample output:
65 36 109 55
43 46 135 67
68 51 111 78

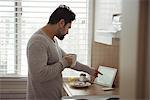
27 40 68 83
27 30 69 100
60 48 95 76
72 62 95 76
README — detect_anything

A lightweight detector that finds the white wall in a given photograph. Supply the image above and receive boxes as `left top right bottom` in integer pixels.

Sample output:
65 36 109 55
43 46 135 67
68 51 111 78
120 0 150 99
120 0 139 99
95 0 121 30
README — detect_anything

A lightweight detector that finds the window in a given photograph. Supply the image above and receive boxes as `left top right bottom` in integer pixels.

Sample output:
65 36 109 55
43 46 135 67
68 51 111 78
0 0 90 77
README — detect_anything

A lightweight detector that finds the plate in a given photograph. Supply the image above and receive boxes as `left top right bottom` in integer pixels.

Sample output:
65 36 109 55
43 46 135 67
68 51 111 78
69 81 91 88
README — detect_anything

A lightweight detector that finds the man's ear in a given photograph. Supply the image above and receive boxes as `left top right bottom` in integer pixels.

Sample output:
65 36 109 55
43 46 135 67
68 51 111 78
59 19 65 28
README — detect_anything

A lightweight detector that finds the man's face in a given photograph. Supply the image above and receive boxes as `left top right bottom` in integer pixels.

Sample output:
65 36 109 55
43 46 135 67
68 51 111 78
56 20 72 40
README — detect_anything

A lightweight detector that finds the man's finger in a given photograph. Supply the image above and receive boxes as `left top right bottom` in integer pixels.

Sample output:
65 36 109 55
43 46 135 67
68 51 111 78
95 70 103 75
98 71 103 75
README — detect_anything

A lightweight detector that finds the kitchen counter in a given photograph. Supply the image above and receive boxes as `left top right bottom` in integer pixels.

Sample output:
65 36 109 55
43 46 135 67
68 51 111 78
63 78 119 97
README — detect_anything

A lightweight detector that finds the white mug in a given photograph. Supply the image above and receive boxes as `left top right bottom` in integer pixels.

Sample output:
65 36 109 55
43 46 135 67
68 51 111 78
67 54 77 68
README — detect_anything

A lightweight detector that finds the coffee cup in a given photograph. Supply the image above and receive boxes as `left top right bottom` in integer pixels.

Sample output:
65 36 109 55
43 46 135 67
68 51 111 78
67 54 77 68
79 73 87 82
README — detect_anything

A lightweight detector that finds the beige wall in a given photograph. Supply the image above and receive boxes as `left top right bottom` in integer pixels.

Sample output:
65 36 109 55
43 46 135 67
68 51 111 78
91 38 120 87
120 0 149 99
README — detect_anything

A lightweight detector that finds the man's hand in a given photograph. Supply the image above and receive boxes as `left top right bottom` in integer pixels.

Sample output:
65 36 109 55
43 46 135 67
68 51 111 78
63 55 73 67
63 54 77 68
90 69 103 83
95 69 103 76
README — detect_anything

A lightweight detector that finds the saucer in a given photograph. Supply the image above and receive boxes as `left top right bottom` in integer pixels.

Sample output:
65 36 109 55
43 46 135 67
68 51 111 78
69 81 91 88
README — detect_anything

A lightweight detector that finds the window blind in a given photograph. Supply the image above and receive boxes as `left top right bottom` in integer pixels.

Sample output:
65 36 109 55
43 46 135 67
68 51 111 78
0 0 90 77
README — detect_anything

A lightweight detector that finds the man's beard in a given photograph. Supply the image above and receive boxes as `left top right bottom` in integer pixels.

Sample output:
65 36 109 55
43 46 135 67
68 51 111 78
57 35 65 40
58 36 64 40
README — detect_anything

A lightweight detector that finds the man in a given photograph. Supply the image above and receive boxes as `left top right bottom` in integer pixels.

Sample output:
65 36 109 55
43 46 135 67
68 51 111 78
27 5 100 100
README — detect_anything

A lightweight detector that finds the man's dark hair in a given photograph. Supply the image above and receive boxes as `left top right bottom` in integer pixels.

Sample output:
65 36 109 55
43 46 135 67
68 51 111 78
48 5 76 25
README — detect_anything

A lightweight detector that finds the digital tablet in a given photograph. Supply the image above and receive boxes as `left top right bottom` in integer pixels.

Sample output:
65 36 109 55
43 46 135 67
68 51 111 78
95 66 117 87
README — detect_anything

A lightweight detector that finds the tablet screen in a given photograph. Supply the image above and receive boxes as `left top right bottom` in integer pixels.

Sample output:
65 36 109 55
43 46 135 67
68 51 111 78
95 66 117 87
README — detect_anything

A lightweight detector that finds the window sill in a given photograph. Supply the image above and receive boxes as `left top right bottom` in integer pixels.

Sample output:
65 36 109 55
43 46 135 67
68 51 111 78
0 75 27 82
0 89 26 94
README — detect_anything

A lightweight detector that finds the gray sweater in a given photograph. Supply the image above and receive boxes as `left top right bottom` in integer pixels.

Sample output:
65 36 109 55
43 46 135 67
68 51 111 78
26 29 95 100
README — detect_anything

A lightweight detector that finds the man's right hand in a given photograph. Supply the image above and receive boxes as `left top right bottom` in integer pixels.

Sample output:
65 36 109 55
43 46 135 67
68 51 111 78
63 55 73 67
